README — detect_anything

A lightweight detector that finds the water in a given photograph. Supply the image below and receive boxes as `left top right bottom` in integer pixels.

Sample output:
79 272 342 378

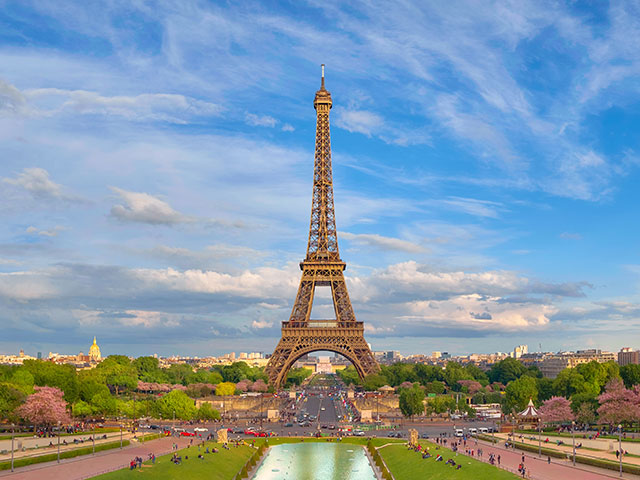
252 442 377 480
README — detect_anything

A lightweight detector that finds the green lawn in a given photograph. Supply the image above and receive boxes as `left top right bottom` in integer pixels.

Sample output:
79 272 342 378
91 441 255 480
379 442 519 480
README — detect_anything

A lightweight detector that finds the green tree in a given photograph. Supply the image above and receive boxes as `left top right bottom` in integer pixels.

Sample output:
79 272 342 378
95 357 137 394
22 360 79 402
215 382 237 396
0 384 26 421
414 364 443 385
425 395 456 415
285 368 312 387
464 364 489 385
196 402 221 421
166 363 194 385
487 358 527 385
363 374 388 391
537 377 554 402
10 369 35 393
443 362 473 389
553 368 591 398
132 357 168 382
156 390 197 420
78 380 110 403
504 375 538 413
337 366 361 386
621 364 640 388
91 391 117 415
72 400 93 418
425 381 446 394
399 384 425 418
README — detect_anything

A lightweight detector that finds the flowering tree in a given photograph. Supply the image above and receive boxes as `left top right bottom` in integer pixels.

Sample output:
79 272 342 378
16 386 70 426
236 380 252 392
597 378 640 425
538 396 574 423
458 380 483 395
250 379 268 392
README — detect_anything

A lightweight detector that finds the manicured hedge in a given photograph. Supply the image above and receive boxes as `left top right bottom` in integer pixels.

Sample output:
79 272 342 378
0 440 130 471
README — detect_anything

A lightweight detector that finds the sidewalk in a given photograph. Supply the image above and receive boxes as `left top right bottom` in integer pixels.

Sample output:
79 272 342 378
0 436 192 480
472 438 638 480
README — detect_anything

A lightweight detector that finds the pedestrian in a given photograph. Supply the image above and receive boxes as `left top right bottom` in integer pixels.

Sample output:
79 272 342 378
547 456 550 464
498 454 501 465
522 454 525 463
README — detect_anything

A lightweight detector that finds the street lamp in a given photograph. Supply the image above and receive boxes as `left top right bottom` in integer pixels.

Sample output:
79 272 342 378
538 418 542 458
57 421 61 463
619 424 623 478
92 423 95 455
120 422 123 449
173 410 176 430
10 423 15 472
571 420 576 466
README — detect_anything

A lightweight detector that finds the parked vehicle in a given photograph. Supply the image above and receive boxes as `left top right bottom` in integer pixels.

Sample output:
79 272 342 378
454 429 464 437
284 423 293 427
179 431 196 437
479 428 488 434
194 427 208 432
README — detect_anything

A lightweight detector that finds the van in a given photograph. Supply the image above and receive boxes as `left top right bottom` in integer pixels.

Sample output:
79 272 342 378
454 429 464 437
469 428 477 434
479 428 488 434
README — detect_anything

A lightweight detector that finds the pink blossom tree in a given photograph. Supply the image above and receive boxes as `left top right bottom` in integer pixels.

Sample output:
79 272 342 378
458 380 483 395
538 396 574 423
597 378 640 425
16 386 71 426
250 379 268 392
236 380 252 392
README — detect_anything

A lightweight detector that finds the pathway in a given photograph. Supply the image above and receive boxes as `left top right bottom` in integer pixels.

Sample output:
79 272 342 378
0 436 193 480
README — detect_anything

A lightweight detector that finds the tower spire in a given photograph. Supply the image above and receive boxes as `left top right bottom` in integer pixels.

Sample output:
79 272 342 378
321 64 325 89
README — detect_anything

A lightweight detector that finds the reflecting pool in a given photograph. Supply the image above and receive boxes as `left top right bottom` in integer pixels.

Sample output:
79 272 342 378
252 442 377 480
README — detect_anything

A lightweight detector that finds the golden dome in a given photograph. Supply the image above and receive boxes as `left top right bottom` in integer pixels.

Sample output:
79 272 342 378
88 336 101 361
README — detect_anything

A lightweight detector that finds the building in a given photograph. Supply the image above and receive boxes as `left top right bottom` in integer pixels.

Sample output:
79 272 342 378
88 336 102 362
512 345 528 359
539 350 616 378
618 347 640 366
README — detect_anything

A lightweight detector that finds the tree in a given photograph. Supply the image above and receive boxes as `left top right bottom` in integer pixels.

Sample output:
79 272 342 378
538 396 574 423
91 391 117 416
575 401 596 424
537 378 554 402
95 357 137 395
215 382 237 396
196 402 221 421
443 362 473 389
72 400 93 418
363 374 388 392
337 366 361 386
457 380 482 395
464 363 489 385
414 364 443 385
621 364 640 388
251 379 268 392
236 380 252 392
16 386 70 426
425 381 446 394
156 390 197 420
488 358 527 385
597 378 640 425
22 360 79 403
552 368 590 398
285 368 312 387
425 395 456 415
399 384 425 418
0 384 26 421
504 375 538 413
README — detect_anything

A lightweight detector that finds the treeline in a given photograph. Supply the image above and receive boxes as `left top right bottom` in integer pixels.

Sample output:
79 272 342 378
338 358 640 418
0 356 309 423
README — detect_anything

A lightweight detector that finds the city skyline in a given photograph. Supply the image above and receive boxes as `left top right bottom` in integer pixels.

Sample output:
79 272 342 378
1 2 640 357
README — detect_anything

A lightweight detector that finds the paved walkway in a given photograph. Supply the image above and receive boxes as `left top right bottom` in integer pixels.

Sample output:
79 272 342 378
469 438 637 480
0 436 192 480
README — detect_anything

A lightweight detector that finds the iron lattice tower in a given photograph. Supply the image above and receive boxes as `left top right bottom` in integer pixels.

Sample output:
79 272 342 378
265 66 380 387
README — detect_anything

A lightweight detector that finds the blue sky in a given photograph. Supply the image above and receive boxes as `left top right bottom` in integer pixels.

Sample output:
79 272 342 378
1 1 639 358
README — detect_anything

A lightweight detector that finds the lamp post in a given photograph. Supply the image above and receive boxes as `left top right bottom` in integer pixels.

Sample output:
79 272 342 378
173 410 176 430
92 423 95 455
10 423 15 472
57 421 61 463
538 418 542 458
619 424 623 478
571 420 576 466
120 422 123 449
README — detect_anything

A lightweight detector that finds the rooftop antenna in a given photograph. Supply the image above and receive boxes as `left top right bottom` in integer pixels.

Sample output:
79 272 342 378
321 64 325 89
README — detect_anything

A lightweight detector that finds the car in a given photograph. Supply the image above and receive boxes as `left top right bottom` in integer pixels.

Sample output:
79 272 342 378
353 430 365 436
179 431 196 437
227 428 234 433
194 427 208 432
328 425 336 430
284 423 293 427
454 429 464 437
420 433 430 439
469 428 477 434
233 428 244 434
321 407 326 411
173 427 185 432
479 428 488 434
321 424 328 429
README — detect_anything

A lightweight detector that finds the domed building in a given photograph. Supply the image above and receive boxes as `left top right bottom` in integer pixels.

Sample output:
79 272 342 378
88 336 102 362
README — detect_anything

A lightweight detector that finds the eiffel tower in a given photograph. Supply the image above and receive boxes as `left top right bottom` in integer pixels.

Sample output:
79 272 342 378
265 66 380 387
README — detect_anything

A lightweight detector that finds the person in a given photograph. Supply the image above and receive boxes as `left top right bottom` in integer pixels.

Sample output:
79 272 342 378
152 454 156 464
547 456 551 464
498 455 501 465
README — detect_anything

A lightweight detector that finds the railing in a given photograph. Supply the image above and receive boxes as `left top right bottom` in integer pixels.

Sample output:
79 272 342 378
283 320 363 329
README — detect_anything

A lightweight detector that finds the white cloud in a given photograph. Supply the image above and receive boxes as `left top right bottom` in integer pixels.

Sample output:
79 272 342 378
245 113 278 127
109 187 192 225
3 167 64 199
334 107 384 136
281 123 295 132
25 225 66 237
340 232 426 253
252 319 273 329
440 197 503 218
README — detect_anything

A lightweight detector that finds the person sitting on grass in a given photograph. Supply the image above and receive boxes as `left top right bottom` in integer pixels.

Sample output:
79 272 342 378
422 452 431 459
456 464 462 470
435 455 443 461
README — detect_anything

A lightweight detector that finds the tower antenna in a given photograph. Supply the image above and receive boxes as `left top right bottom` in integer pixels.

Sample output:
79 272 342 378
321 64 325 89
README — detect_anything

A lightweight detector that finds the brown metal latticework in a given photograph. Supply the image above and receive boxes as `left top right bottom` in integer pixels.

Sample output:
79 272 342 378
265 66 380 387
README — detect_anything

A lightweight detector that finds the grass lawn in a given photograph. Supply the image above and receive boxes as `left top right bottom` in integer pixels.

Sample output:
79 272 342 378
379 442 518 480
91 441 255 480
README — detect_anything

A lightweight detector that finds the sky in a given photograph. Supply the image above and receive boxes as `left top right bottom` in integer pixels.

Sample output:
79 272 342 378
1 0 639 358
